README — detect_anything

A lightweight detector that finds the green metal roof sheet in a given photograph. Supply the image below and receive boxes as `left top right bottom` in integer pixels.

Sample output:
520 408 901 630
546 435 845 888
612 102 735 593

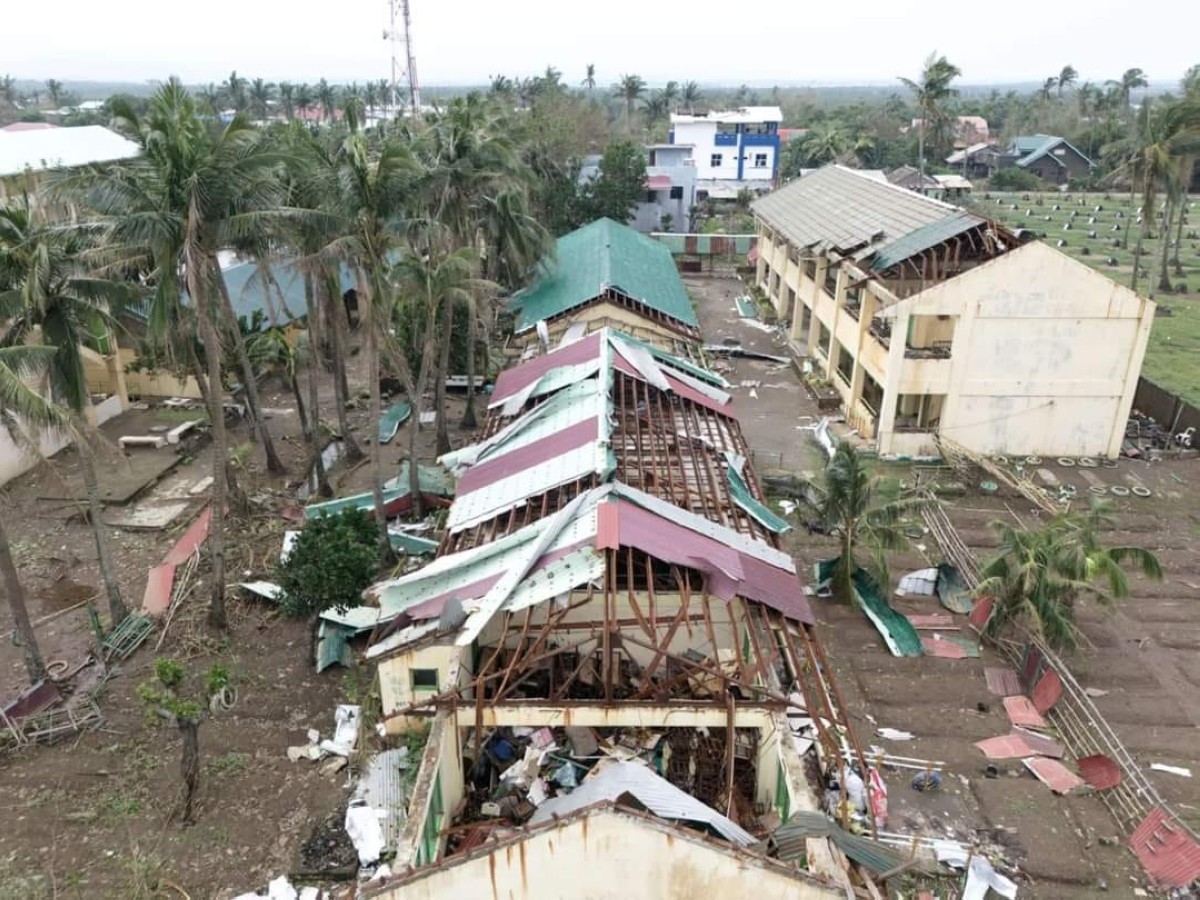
1009 134 1056 154
868 210 987 272
610 329 727 388
773 812 907 874
1015 135 1093 170
726 460 791 534
512 218 698 332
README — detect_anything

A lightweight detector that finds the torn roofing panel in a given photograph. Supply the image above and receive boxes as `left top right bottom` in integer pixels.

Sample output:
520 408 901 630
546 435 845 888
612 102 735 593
1076 754 1122 791
528 762 754 845
725 456 791 533
492 331 604 404
456 417 602 496
1023 757 1084 794
1129 807 1200 888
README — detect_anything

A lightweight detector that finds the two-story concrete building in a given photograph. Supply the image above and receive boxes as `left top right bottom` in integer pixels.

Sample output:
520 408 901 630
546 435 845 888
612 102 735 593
753 165 1154 459
669 106 782 199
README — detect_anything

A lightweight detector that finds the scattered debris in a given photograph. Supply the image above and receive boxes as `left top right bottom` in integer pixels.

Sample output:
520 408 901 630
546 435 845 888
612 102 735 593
984 667 1023 697
876 728 915 742
1003 696 1048 730
1149 763 1192 778
976 731 1065 760
345 800 387 865
1024 757 1085 794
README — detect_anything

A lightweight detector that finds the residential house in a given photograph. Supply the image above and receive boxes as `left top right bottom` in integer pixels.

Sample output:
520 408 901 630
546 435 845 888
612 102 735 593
909 116 990 147
888 166 973 201
945 142 999 180
0 124 139 201
669 106 782 199
507 218 701 355
753 165 1153 458
994 134 1094 185
579 144 696 234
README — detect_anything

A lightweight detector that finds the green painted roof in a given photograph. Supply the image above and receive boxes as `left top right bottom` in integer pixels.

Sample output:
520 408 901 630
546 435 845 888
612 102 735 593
512 218 698 332
1009 134 1057 154
869 210 987 272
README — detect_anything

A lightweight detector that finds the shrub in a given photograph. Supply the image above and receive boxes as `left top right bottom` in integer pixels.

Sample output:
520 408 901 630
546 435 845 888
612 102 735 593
988 168 1042 192
275 509 384 620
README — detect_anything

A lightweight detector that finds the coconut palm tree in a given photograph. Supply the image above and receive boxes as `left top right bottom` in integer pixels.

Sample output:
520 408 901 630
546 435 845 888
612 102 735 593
642 91 669 129
0 202 133 627
661 80 680 112
278 82 296 121
681 81 702 115
977 500 1161 650
419 93 524 455
223 70 247 112
1107 68 1149 113
615 74 646 132
489 75 515 97
45 79 64 108
68 79 294 626
899 52 961 179
316 78 338 122
198 84 222 117
808 442 926 603
801 123 850 165
1057 65 1078 97
249 78 275 120
295 83 314 119
582 64 596 93
317 107 420 553
1039 77 1058 103
0 345 72 682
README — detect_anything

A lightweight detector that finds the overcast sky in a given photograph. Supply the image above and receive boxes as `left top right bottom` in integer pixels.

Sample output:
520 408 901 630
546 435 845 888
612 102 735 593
6 0 1195 88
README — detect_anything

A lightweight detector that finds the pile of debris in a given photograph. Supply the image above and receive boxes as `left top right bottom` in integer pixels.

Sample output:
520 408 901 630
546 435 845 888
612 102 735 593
446 724 768 856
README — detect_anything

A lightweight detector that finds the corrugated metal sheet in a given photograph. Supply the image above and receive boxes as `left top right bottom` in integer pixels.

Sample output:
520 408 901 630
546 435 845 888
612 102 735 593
869 210 987 272
726 462 791 533
772 811 906 874
751 165 956 260
529 762 754 846
975 731 1064 760
1077 754 1122 791
1030 669 1063 715
1129 806 1200 888
984 667 1022 697
361 748 411 850
1003 696 1047 729
1024 757 1084 794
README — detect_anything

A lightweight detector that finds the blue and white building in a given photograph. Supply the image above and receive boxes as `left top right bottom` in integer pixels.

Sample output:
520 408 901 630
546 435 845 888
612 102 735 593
668 106 782 199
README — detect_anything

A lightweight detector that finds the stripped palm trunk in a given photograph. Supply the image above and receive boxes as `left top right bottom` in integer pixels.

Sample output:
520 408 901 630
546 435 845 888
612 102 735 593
212 269 286 475
321 268 362 462
77 436 127 624
0 516 46 683
302 272 332 497
360 271 395 562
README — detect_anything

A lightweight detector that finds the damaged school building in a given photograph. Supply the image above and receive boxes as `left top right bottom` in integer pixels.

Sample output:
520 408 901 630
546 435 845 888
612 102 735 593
753 165 1155 458
358 218 888 899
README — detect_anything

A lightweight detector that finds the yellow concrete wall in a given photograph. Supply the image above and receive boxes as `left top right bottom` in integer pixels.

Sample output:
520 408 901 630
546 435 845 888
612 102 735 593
371 809 843 900
899 242 1154 457
379 642 460 727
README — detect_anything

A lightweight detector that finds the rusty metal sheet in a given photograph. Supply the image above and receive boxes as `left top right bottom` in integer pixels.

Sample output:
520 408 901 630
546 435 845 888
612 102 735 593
1030 669 1063 715
921 635 967 658
984 667 1022 697
975 731 1064 760
1077 754 1122 791
1003 696 1047 730
1024 757 1084 794
1 680 62 725
141 563 176 617
967 595 994 633
1130 807 1200 888
909 614 954 630
163 506 211 565
1019 643 1047 692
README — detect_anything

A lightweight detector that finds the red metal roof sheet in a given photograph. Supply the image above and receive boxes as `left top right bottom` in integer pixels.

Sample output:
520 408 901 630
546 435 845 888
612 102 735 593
975 730 1064 760
1003 695 1047 730
967 595 994 633
1024 757 1084 794
921 635 967 658
984 666 1022 697
1031 669 1063 715
141 563 177 617
909 614 954 629
1130 807 1200 888
163 507 211 565
491 332 604 403
1077 754 1122 791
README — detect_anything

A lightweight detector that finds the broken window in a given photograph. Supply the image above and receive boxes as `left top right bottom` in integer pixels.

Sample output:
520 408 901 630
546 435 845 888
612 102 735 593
411 669 439 692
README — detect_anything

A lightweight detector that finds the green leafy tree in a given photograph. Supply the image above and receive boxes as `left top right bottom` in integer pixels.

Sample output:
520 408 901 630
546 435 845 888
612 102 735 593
582 64 596 92
138 658 232 824
222 70 247 111
45 79 64 108
681 81 702 114
988 168 1042 191
977 500 1162 650
642 91 669 129
249 78 275 120
275 509 383 620
579 140 647 224
0 345 70 682
899 52 961 179
1107 67 1149 112
317 78 338 122
808 442 925 603
1057 65 1078 97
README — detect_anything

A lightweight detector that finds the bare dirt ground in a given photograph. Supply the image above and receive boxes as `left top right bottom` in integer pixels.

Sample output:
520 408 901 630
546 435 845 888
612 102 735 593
687 273 1195 899
0 336 470 898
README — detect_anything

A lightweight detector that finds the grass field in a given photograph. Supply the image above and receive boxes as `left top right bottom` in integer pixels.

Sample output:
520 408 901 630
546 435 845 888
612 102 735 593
967 191 1200 405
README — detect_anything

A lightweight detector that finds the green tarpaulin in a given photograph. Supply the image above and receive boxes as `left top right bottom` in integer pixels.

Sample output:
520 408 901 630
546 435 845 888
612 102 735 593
378 401 412 444
936 563 973 614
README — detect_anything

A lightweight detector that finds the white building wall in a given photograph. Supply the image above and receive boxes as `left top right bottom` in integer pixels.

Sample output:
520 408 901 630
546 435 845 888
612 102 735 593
369 809 842 900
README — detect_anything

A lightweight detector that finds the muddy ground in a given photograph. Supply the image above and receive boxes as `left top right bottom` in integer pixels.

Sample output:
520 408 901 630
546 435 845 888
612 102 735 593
687 273 1197 899
0 337 471 899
